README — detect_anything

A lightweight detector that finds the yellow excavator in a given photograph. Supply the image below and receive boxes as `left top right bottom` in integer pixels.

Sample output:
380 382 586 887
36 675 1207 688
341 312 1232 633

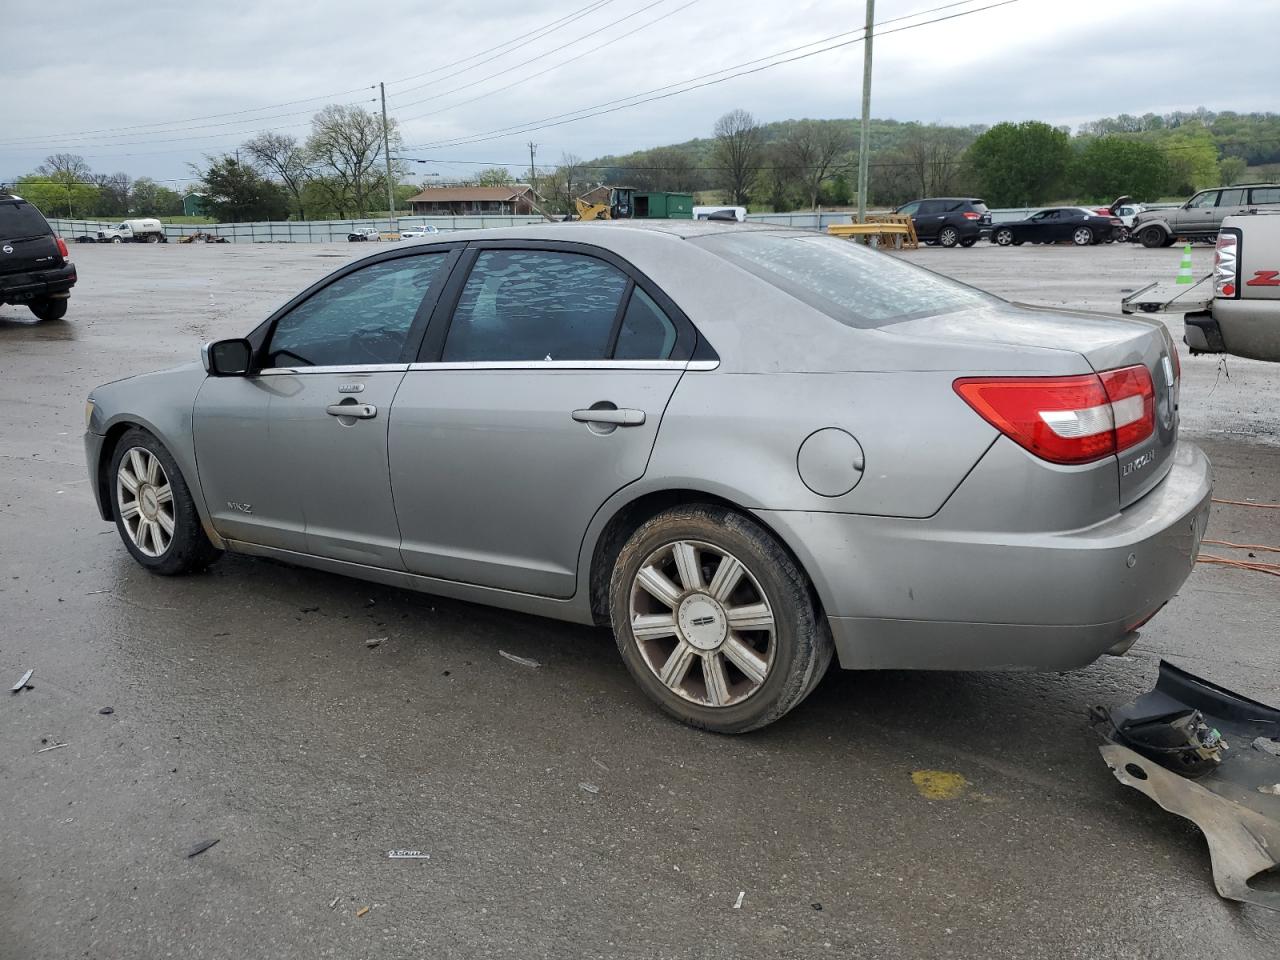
574 186 636 221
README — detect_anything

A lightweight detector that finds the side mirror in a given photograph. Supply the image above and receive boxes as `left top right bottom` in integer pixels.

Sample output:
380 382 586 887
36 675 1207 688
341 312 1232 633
202 338 253 376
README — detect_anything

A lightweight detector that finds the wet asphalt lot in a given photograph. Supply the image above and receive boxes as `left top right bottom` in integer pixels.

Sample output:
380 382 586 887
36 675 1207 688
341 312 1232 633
2 239 1278 959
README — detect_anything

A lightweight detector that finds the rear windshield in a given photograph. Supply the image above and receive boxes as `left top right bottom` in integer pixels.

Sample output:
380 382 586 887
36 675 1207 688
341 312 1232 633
0 199 52 238
692 232 994 328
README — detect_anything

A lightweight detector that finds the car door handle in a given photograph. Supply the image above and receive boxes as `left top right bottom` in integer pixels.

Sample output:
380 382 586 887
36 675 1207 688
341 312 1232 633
326 402 377 419
572 407 645 426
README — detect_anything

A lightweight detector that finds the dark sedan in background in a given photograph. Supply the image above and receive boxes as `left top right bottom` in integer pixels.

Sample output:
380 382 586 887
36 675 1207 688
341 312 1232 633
990 208 1124 246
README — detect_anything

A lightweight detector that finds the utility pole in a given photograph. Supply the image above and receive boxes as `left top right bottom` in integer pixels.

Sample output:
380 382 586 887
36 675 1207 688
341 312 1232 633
528 141 538 194
380 82 397 232
856 0 875 224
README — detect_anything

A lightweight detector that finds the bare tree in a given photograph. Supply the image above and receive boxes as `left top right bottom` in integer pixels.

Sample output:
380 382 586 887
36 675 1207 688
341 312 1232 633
778 120 848 210
306 105 395 217
550 153 585 212
37 153 92 182
901 127 969 198
713 109 763 205
244 132 312 220
94 172 132 217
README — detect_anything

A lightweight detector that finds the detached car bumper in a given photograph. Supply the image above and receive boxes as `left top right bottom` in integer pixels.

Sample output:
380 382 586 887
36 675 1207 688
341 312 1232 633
759 441 1212 671
0 262 76 302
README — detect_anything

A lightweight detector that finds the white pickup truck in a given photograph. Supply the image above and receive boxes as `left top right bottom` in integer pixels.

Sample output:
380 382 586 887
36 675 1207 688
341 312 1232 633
1122 212 1280 363
96 218 168 243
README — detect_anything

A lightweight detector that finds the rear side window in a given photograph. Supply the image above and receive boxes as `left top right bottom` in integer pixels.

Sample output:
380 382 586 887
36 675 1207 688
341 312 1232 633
0 199 52 238
1249 187 1280 205
694 232 992 329
967 200 989 214
442 250 629 362
1218 189 1246 207
917 200 943 215
614 287 677 360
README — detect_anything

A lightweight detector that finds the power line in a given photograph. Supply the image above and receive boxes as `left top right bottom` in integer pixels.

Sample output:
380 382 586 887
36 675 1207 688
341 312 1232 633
385 0 618 87
393 0 683 108
394 0 699 124
0 86 376 148
400 0 1012 151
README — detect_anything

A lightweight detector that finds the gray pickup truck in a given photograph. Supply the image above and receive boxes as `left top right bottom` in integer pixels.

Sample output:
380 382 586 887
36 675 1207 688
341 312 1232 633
1123 211 1280 362
1131 183 1280 248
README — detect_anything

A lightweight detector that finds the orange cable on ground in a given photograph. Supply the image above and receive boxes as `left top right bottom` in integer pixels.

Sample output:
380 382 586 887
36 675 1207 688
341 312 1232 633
1197 554 1280 578
1202 539 1280 554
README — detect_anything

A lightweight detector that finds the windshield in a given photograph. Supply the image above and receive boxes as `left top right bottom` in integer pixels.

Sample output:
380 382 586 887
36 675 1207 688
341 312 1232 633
692 232 994 328
0 199 52 238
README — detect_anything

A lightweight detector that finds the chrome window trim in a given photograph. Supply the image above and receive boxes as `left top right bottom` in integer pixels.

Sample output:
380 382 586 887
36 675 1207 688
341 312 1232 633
402 359 719 372
256 363 410 376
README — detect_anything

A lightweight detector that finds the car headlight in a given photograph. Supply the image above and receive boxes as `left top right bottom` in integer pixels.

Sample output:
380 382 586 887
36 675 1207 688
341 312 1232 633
85 398 96 428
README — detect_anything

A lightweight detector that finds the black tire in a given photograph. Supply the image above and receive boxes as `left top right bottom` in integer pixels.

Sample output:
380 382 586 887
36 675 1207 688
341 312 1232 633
609 504 833 734
1072 227 1094 246
111 236 123 244
993 227 1014 246
108 427 221 576
938 226 960 248
146 234 160 244
28 298 67 321
959 237 977 248
1115 226 1130 243
1139 226 1166 248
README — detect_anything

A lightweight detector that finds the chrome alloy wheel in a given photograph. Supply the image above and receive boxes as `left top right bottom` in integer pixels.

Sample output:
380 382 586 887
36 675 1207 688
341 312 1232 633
116 446 175 557
629 540 776 707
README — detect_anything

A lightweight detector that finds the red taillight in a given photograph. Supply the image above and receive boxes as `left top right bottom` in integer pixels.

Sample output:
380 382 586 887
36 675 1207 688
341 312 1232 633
1099 365 1155 451
55 236 69 258
954 365 1156 465
962 212 981 220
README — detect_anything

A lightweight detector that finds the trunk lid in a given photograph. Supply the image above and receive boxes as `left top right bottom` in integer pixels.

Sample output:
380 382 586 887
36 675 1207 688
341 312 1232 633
0 198 61 277
894 303 1180 507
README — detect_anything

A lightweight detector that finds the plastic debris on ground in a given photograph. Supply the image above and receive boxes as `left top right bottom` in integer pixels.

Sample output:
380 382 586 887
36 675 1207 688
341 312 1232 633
499 650 541 668
733 891 745 909
186 838 221 858
1092 660 1280 912
387 849 430 859
11 668 34 693
578 782 599 795
365 637 385 648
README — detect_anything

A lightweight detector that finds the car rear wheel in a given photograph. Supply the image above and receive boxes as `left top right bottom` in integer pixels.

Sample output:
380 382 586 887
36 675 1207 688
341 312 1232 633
993 228 1014 246
111 236 122 244
28 298 67 321
1139 226 1167 248
1073 227 1094 246
938 226 960 248
1115 226 1130 242
110 428 221 576
609 505 832 733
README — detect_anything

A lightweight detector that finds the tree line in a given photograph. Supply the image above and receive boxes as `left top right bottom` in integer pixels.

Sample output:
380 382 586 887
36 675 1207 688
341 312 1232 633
7 105 1277 221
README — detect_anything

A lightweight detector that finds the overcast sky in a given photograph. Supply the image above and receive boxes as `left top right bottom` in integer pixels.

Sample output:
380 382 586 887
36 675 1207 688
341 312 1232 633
3 0 1275 187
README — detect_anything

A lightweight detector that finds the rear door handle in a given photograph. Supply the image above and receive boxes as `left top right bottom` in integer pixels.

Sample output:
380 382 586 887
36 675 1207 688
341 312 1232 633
326 403 377 419
572 407 645 426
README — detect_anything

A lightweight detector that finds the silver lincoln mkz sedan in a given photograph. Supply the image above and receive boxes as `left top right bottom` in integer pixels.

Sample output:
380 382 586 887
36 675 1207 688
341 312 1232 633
85 222 1211 732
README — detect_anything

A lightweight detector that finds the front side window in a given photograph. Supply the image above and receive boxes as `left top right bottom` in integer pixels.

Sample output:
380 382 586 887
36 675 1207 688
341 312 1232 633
442 250 630 362
1187 191 1218 208
267 254 446 367
896 201 921 216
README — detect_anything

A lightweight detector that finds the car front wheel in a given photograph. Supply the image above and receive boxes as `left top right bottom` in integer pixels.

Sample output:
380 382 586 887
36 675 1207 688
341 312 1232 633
938 226 959 248
1073 227 1094 246
993 228 1014 246
1139 226 1167 248
28 298 67 321
609 505 833 733
109 428 221 575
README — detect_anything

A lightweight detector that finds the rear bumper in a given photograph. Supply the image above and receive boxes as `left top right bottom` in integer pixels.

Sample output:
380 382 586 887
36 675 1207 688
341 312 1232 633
758 441 1212 671
1210 297 1280 362
0 262 76 302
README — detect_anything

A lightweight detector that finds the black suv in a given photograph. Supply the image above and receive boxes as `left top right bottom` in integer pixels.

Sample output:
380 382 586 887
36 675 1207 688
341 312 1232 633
893 197 992 247
1 193 76 321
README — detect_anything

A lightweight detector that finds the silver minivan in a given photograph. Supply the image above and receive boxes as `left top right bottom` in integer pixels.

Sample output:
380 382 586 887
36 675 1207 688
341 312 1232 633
1133 183 1280 247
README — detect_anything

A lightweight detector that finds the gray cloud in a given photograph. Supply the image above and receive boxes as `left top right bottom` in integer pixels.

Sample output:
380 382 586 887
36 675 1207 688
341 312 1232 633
2 0 1273 185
